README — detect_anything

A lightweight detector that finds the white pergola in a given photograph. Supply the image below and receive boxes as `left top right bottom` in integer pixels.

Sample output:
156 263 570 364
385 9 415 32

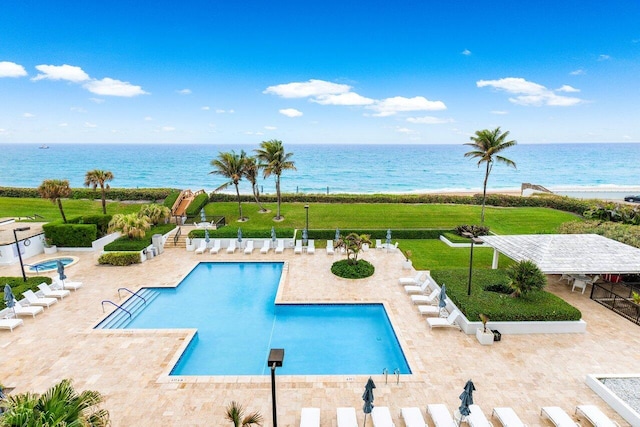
478 234 640 274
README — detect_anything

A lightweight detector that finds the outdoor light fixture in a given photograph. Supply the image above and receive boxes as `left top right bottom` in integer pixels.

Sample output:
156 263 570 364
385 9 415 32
13 227 31 282
462 232 483 296
268 348 284 427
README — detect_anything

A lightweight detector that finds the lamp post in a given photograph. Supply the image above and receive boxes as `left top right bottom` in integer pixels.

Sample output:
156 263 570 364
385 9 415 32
462 232 483 296
303 204 309 246
13 227 31 282
268 348 284 427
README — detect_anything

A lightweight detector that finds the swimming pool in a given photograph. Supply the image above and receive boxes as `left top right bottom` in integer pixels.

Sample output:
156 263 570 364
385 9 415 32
27 256 78 273
99 262 411 376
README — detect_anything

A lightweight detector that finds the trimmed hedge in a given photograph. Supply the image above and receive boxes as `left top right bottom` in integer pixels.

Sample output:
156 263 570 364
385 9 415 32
0 186 180 201
163 190 181 209
331 259 375 279
0 276 52 309
185 193 209 217
42 221 97 247
430 268 582 322
104 223 176 251
188 227 293 239
98 252 141 266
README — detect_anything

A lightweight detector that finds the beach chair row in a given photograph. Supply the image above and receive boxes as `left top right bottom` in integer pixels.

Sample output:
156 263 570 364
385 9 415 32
193 239 325 255
299 403 619 427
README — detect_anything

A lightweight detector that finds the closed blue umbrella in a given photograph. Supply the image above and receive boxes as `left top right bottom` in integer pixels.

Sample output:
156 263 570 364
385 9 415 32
200 208 206 223
57 260 67 282
204 228 210 243
237 228 242 243
271 227 276 242
302 228 308 244
386 229 392 247
362 377 376 427
439 283 448 316
335 228 340 241
3 284 15 316
458 380 475 424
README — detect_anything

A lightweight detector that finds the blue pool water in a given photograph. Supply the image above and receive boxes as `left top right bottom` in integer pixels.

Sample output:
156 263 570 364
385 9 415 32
115 262 410 376
28 257 74 272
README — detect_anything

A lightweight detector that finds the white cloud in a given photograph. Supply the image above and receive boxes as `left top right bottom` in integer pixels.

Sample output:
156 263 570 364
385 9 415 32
406 116 453 124
279 108 303 117
33 64 90 82
244 131 264 135
22 112 35 118
161 126 175 132
556 85 580 93
0 61 27 78
0 128 6 134
477 77 583 107
395 127 415 134
59 122 68 127
89 97 105 104
491 110 508 115
84 122 97 128
461 49 472 56
264 79 351 98
70 107 87 113
312 92 374 106
264 126 277 130
144 116 153 121
177 88 192 95
570 69 585 75
84 78 148 97
216 109 235 114
201 106 210 110
598 54 611 61
367 96 446 117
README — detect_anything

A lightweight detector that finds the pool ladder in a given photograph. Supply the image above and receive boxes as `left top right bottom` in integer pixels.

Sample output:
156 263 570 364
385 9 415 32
382 368 401 385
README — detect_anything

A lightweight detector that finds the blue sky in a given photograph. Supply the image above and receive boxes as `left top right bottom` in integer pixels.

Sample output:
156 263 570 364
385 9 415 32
1 0 639 145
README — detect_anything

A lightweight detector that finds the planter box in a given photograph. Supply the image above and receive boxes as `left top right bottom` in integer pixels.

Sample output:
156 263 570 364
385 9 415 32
476 328 494 345
43 246 57 255
402 260 413 270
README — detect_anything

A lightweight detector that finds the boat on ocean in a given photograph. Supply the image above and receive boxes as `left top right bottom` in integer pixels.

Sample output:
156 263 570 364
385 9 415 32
39 144 49 149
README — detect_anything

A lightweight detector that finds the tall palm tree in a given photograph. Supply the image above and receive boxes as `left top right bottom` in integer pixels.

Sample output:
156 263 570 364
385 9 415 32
37 179 72 223
0 378 110 426
225 401 263 427
464 127 517 223
210 150 247 221
255 139 296 220
84 169 114 215
243 156 267 212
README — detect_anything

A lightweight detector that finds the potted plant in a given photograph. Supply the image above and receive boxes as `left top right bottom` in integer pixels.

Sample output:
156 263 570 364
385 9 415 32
43 237 57 254
476 313 494 345
402 250 413 270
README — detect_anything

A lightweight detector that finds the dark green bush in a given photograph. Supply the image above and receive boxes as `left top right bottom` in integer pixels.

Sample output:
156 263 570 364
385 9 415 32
331 259 375 279
188 227 292 239
430 268 582 321
0 277 51 309
98 252 141 266
79 214 113 236
163 190 181 209
42 222 97 247
0 186 180 201
185 193 209 217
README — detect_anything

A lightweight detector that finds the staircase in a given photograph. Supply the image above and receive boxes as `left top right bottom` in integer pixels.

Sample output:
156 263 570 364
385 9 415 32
95 288 161 329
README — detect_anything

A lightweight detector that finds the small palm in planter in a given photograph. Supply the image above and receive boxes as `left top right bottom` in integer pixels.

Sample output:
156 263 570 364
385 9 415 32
476 313 494 345
402 250 413 269
225 401 263 426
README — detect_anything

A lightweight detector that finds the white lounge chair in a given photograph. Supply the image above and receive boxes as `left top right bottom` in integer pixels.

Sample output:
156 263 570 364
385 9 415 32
466 405 494 427
52 277 83 291
371 406 395 427
0 317 24 332
209 240 221 254
375 239 384 250
307 240 315 254
275 239 285 254
326 240 335 255
405 278 432 294
427 309 461 330
260 240 271 254
38 282 70 299
226 239 237 254
337 407 358 427
411 288 439 305
300 407 320 427
427 404 457 427
194 240 207 254
401 407 427 427
575 405 620 427
399 271 426 285
294 239 303 254
12 300 44 318
417 304 441 316
244 240 254 254
492 407 527 427
541 407 580 427
22 290 57 308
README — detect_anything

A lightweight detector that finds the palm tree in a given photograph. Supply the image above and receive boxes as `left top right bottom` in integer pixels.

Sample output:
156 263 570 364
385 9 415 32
210 150 247 221
244 156 268 212
84 169 114 215
334 232 371 265
464 127 517 223
37 179 72 223
139 204 170 225
255 139 296 220
108 213 151 239
225 401 263 427
0 378 110 426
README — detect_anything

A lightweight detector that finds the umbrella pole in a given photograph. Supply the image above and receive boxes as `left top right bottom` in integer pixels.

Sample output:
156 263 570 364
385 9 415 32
363 413 366 427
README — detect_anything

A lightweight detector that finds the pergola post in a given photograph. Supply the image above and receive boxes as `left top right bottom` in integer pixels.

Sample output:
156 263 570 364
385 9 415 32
492 248 499 269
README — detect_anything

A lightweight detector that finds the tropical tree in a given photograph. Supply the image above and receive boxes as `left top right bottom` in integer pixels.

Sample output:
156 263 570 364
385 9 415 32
255 139 296 220
464 127 517 223
108 213 151 239
139 204 170 225
210 150 247 221
84 169 114 215
507 260 547 298
0 378 110 427
225 401 263 427
243 156 268 212
37 179 72 223
334 233 371 265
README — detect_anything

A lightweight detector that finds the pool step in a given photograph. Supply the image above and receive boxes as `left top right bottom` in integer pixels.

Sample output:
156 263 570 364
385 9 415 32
95 288 161 329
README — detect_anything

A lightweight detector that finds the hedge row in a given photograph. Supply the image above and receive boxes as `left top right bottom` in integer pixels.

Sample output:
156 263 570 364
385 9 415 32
0 187 180 201
559 220 640 248
185 193 209 217
163 190 181 209
0 277 52 309
42 221 97 247
98 252 141 266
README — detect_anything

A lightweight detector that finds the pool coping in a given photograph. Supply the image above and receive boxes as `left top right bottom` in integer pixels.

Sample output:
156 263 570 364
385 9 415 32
26 255 80 275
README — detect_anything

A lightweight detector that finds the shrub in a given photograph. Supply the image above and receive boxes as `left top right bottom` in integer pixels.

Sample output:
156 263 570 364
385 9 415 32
0 277 52 309
331 259 375 279
507 260 547 297
42 222 97 247
185 193 209 217
455 224 490 237
79 214 113 237
98 252 141 266
104 223 175 251
163 190 181 209
0 186 179 201
559 220 640 248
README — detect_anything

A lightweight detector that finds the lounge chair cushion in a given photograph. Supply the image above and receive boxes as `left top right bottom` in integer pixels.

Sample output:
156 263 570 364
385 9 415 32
300 407 320 427
337 407 358 427
401 407 426 427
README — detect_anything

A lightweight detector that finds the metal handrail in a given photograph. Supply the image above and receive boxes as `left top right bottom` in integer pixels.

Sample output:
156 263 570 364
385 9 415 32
173 226 182 246
101 300 132 318
117 288 146 304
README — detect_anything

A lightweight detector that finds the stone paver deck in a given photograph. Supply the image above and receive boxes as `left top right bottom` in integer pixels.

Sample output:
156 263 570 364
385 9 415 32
0 244 637 426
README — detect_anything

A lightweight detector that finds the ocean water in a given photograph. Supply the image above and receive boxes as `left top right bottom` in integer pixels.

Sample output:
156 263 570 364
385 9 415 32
1 143 639 196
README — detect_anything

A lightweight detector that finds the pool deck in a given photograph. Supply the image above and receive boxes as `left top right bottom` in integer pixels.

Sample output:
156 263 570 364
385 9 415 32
0 244 637 426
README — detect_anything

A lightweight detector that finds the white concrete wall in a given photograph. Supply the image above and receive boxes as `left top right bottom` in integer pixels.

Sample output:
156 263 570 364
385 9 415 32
0 233 45 265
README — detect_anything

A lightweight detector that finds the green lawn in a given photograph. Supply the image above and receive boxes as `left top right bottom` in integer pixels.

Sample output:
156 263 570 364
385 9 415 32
399 239 514 271
0 197 140 222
